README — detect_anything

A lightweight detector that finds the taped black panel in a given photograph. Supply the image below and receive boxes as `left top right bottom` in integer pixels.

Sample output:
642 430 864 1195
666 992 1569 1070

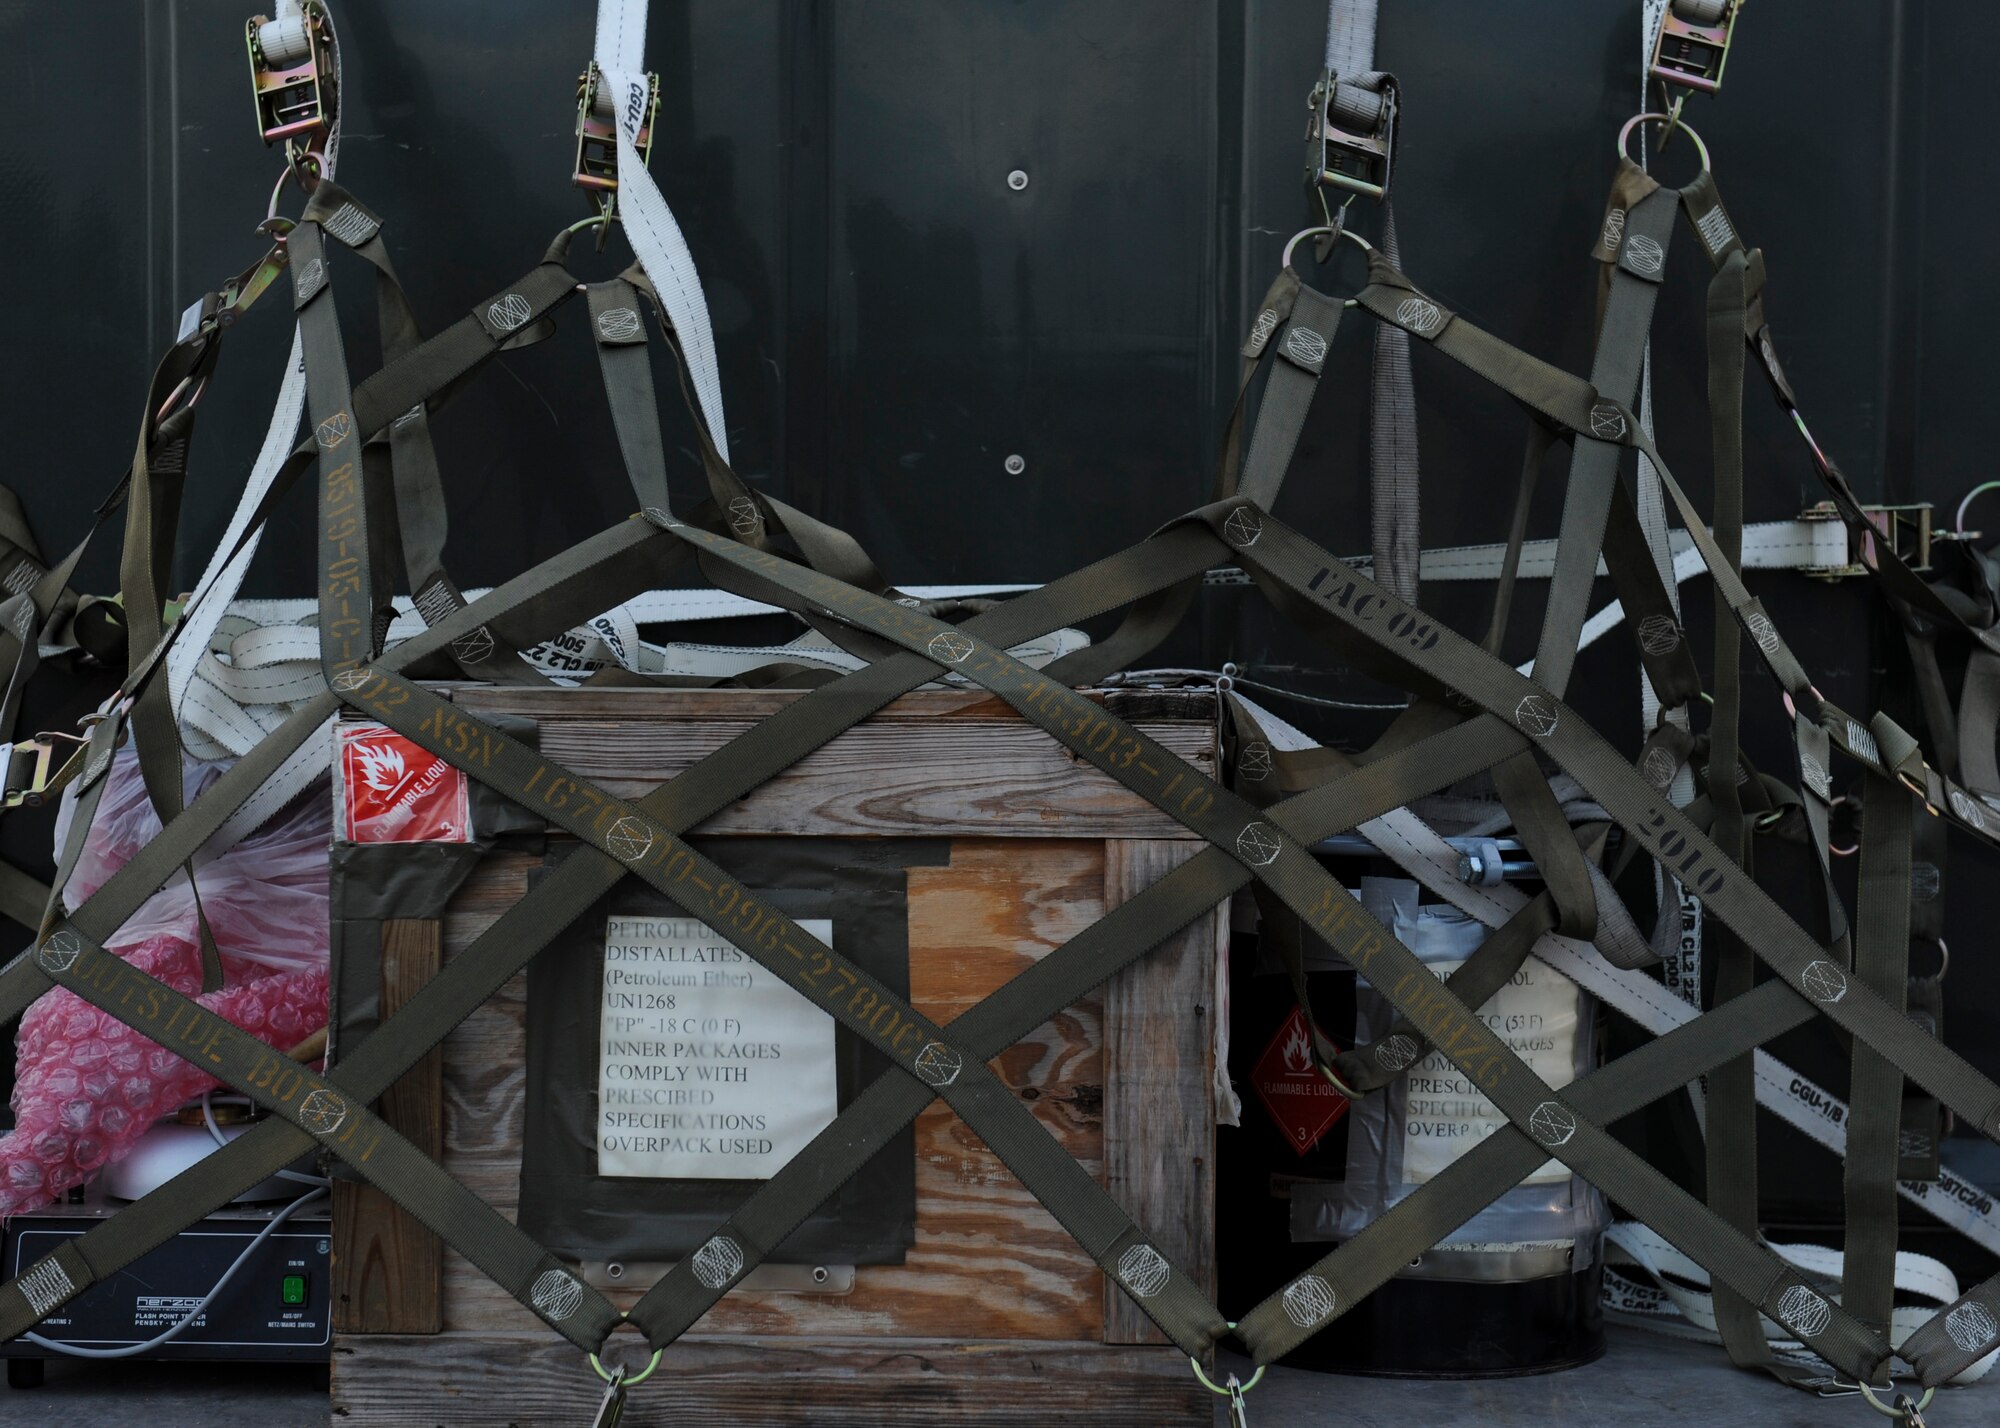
517 837 948 1265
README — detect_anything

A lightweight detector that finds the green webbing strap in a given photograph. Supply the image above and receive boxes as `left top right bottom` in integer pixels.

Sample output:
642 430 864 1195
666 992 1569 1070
1695 240 1778 1381
0 524 700 1341
1333 894 1557 1097
110 306 228 994
0 230 602 1014
1210 499 2000 1164
588 279 673 515
1402 163 1674 700
1236 286 1345 510
0 861 51 935
1480 419 1552 655
275 288 1241 1346
311 183 551 686
1354 237 1982 865
1487 749 1599 938
1239 974 1818 1363
1525 172 1675 697
0 521 1228 1351
115 330 215 828
1044 270 1301 687
622 715 1527 1346
32 715 122 945
627 272 906 618
1704 173 2000 671
1231 695 1653 1090
12 178 2000 1392
1601 472 1704 709
0 521 666 1030
19 911 626 1351
1846 772 1913 1344
662 511 1903 1379
322 657 1226 1354
291 216 377 686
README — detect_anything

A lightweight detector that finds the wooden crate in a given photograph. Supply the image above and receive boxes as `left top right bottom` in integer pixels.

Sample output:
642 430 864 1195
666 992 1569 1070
328 687 1224 1427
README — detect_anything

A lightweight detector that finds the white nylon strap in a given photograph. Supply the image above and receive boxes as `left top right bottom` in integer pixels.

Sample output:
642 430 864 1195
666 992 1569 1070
1323 0 1379 74
1230 693 2000 1260
168 3 347 740
594 0 731 461
1605 1223 1998 1384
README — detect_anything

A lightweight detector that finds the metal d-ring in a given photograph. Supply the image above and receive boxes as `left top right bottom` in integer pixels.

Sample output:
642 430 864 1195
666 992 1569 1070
1617 111 1712 174
1190 1338 1267 1399
264 149 326 235
1282 223 1374 280
590 1347 663 1387
1827 795 1859 857
1856 1379 1935 1421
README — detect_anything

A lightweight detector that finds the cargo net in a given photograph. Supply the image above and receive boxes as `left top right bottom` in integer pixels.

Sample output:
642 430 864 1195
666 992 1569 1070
7 153 2000 1412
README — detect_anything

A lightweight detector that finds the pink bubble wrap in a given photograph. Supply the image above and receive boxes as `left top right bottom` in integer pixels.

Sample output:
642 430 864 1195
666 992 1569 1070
0 749 331 1214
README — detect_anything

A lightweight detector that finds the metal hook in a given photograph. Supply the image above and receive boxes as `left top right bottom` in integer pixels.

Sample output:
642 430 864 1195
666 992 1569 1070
1655 90 1689 154
1955 480 2000 536
1617 111 1712 175
566 208 621 254
1855 1380 1936 1422
264 149 325 235
1283 223 1374 276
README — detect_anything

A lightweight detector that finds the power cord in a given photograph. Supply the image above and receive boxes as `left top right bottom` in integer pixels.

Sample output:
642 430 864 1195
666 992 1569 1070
20 1093 331 1360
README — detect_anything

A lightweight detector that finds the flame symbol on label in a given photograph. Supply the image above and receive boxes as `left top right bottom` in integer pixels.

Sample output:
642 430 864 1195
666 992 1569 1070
1282 1020 1313 1074
353 741 408 798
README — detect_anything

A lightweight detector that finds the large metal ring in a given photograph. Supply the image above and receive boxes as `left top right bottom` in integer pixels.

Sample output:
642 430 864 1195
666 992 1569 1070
1827 795 1859 857
1282 223 1374 278
1617 112 1711 173
1190 1353 1266 1397
1855 1380 1936 1420
590 1347 663 1387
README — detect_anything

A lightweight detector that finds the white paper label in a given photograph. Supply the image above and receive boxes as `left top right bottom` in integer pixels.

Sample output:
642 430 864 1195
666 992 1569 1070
1400 958 1579 1185
597 915 838 1180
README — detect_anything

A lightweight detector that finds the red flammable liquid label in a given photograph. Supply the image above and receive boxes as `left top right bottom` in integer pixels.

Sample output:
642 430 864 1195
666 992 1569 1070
1251 1005 1350 1155
340 723 472 844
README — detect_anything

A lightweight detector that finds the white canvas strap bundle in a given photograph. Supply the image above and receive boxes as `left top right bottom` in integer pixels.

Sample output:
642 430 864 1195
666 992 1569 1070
1604 1224 1998 1386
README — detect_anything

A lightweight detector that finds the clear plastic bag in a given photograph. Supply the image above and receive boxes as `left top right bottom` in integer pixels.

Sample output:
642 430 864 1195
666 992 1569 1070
55 743 330 975
0 747 331 1214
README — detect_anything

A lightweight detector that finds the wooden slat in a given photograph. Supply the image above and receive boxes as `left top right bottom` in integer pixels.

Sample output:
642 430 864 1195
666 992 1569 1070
1101 840 1223 1344
332 1333 1209 1426
428 687 1214 839
333 919 445 1334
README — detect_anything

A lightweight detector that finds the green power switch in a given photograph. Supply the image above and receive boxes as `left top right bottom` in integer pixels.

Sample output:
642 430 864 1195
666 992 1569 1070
281 1273 308 1306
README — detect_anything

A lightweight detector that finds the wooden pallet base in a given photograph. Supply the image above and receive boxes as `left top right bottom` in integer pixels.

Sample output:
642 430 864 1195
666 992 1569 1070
332 1334 1212 1426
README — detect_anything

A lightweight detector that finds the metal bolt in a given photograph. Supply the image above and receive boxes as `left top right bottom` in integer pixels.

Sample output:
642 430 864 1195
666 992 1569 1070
1004 453 1026 475
1456 852 1484 884
607 1262 624 1281
1007 169 1029 191
812 1266 830 1284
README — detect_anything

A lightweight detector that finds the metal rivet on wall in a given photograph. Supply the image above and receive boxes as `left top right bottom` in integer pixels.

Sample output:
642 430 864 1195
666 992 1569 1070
1004 454 1027 475
1006 169 1029 191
